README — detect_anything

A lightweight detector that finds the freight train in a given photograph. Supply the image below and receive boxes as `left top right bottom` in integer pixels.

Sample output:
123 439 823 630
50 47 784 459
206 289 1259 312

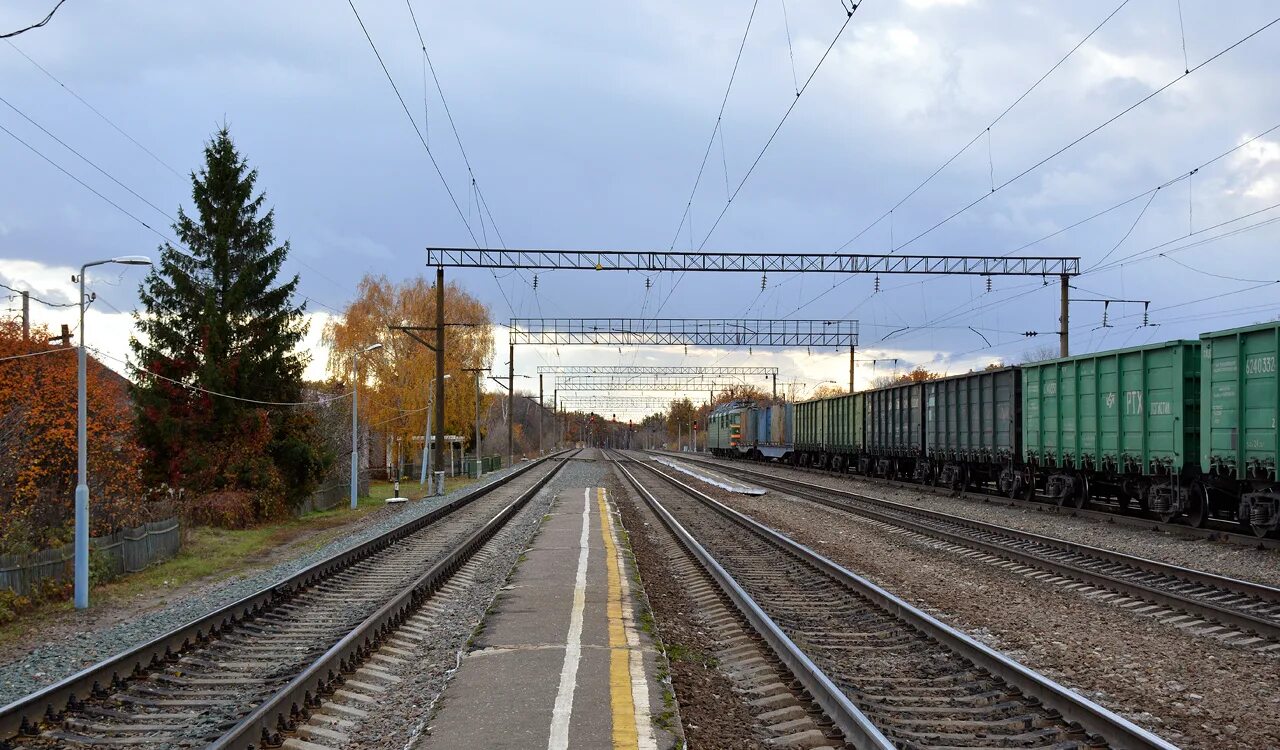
704 321 1280 536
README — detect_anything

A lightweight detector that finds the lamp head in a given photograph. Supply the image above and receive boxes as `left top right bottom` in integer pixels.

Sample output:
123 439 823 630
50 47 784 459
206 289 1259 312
111 255 153 266
443 373 452 380
362 343 383 354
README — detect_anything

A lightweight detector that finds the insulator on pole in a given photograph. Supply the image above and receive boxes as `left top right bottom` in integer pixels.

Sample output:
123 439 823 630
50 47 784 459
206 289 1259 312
874 274 880 293
985 276 992 293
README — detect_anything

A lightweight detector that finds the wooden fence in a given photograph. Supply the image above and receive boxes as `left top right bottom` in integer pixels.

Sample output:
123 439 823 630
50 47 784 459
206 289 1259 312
0 517 182 596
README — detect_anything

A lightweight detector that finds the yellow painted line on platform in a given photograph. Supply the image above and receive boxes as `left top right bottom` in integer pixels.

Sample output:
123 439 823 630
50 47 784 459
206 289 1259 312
598 486 642 750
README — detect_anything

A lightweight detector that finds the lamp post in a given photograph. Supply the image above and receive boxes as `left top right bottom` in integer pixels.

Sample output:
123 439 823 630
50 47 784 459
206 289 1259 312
75 255 152 610
420 373 451 492
351 343 383 510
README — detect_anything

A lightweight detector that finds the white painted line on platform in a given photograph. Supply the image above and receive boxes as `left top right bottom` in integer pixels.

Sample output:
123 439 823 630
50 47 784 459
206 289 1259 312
547 488 592 750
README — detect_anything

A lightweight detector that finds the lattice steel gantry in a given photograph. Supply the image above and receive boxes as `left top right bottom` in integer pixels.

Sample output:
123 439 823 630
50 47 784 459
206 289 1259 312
435 248 1082 461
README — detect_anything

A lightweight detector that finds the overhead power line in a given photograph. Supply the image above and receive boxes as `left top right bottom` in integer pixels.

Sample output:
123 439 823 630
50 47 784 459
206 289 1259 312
6 40 183 177
91 346 353 408
0 120 343 316
668 0 761 252
656 2 864 315
0 93 176 221
0 0 68 39
886 13 1280 256
347 0 480 247
836 0 1131 253
0 281 77 307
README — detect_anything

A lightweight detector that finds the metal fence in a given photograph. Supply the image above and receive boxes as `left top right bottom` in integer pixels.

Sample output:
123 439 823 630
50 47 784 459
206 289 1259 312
0 517 181 597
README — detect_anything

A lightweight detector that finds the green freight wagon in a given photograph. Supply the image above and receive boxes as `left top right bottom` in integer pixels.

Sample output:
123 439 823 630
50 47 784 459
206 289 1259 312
1021 340 1200 509
793 392 862 470
863 383 924 478
1201 322 1280 534
923 367 1021 491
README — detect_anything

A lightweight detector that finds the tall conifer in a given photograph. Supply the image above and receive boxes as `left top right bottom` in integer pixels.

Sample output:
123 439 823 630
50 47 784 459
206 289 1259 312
131 126 325 511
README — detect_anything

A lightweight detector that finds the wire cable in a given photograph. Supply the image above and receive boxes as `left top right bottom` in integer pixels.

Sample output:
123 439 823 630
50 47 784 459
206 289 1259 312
92 346 353 407
347 0 480 247
888 14 1280 255
0 93 175 221
657 2 861 315
0 281 77 307
836 0 1131 253
0 0 68 39
6 41 183 177
0 346 74 364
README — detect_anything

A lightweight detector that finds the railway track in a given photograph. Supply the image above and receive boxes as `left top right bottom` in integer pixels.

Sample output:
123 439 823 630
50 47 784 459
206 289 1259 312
1 450 575 750
668 452 1280 649
608 449 1177 750
673 450 1280 550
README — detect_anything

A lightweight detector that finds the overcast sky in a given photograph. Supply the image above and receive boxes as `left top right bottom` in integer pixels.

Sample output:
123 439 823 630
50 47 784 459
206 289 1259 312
2 0 1278 414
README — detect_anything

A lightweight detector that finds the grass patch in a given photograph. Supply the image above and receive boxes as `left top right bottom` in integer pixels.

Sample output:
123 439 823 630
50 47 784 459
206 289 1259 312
0 476 481 649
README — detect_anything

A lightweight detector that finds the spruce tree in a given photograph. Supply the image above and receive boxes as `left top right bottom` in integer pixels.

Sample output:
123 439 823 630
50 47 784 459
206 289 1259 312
131 126 326 513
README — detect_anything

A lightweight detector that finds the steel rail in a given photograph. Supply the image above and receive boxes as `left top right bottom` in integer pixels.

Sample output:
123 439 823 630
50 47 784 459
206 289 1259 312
696 458 1280 642
211 449 576 749
607 452 892 749
620 451 1179 750
664 450 1280 550
0 450 574 742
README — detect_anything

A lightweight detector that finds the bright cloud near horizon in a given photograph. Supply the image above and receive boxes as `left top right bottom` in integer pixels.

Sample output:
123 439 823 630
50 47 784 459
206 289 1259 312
2 0 1278 412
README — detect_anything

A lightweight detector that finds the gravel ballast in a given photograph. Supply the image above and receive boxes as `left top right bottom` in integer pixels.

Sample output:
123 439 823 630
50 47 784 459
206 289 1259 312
610 465 773 749
715 482 1280 749
682 455 1280 588
0 461 542 707
343 453 618 749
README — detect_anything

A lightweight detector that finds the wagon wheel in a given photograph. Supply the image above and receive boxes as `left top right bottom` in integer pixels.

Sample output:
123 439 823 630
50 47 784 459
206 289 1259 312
1069 475 1089 509
1020 471 1036 502
1161 482 1209 527
952 466 969 498
1186 483 1209 528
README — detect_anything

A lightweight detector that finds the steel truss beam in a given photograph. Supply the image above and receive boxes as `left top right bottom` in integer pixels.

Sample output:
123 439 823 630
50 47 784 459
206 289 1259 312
555 382 755 392
554 375 762 388
427 248 1080 276
537 365 778 376
511 319 857 347
559 397 675 410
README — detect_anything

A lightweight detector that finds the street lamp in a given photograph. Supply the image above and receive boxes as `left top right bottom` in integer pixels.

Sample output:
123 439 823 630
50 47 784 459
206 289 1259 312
420 373 451 492
351 343 383 509
75 255 152 610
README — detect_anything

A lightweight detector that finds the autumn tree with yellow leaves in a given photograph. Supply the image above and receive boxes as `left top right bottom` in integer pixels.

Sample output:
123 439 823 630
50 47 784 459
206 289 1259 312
0 322 145 553
324 275 494 457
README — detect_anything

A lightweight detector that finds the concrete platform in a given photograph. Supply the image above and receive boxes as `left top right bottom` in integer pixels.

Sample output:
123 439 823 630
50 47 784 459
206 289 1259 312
419 487 675 749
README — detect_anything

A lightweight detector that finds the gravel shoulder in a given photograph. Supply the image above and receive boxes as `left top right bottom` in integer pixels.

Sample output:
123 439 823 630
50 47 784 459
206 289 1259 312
686 455 1280 588
0 464 534 707
700 476 1280 749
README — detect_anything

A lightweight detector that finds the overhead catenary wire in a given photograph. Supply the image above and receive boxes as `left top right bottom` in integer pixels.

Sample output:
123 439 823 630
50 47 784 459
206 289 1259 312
0 120 165 239
778 119 1280 320
885 13 1280 256
836 0 1132 253
347 0 480 248
657 2 862 316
